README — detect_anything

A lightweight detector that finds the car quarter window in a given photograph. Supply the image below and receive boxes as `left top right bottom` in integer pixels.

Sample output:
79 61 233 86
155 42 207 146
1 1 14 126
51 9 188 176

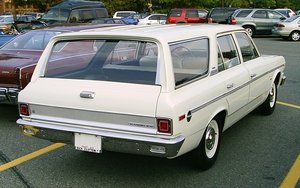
217 34 240 71
235 32 259 62
170 38 209 87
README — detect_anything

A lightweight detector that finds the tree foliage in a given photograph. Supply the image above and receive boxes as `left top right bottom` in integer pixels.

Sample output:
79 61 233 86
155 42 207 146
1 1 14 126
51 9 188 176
11 0 300 19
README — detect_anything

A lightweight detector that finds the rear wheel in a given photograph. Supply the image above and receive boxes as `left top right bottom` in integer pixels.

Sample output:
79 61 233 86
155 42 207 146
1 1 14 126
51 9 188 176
289 31 300 41
259 82 277 115
243 26 255 37
192 116 221 170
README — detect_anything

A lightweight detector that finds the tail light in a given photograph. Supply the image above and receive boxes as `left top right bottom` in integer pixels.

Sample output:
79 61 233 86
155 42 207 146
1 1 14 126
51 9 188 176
275 23 285 27
157 118 172 134
231 17 236 25
20 103 30 116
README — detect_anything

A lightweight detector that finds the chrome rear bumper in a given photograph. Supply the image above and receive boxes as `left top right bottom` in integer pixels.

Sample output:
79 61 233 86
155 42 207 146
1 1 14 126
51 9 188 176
0 88 19 104
17 119 185 158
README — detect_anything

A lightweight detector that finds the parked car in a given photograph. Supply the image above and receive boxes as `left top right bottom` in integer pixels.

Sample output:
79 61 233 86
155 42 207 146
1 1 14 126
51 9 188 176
0 15 47 32
41 0 108 25
0 15 37 23
113 11 137 18
0 23 19 46
17 24 286 170
137 14 167 25
273 15 300 41
0 33 17 46
166 8 207 24
24 12 44 20
121 14 140 25
0 23 119 104
275 8 296 17
91 18 126 24
229 8 287 36
206 7 238 24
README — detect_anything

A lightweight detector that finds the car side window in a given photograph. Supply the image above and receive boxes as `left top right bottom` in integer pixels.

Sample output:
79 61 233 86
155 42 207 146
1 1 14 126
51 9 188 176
236 10 252 17
69 10 80 23
80 10 95 22
217 35 240 70
235 32 259 62
170 38 209 86
149 15 157 20
252 10 267 19
186 10 199 17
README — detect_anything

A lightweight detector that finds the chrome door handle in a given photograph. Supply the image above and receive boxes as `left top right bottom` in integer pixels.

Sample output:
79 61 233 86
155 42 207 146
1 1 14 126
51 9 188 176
80 91 95 99
227 83 234 89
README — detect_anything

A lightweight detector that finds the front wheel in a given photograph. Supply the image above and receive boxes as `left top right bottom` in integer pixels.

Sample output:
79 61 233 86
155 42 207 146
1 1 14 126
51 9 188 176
192 116 222 170
259 82 277 115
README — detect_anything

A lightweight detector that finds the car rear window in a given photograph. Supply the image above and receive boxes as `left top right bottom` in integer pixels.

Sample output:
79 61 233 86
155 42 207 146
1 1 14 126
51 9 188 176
44 39 158 85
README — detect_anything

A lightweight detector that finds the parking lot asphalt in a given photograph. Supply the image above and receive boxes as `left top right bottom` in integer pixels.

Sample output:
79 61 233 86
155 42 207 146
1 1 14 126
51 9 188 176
0 37 299 188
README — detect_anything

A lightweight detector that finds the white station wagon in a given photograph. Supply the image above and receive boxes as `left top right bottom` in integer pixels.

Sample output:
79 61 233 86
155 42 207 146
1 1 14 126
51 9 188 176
17 24 286 170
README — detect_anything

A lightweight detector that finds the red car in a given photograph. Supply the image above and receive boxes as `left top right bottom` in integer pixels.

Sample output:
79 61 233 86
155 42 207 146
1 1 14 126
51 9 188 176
0 24 120 104
166 8 208 24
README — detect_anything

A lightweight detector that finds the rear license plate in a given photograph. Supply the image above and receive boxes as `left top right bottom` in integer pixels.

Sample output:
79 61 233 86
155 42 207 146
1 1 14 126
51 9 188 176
74 133 102 153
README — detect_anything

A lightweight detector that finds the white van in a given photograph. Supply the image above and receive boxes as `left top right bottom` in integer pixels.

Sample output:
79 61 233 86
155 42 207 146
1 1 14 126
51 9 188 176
113 11 136 18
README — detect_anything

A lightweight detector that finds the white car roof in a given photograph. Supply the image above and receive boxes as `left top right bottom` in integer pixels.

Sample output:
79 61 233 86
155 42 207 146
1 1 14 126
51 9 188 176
52 24 244 43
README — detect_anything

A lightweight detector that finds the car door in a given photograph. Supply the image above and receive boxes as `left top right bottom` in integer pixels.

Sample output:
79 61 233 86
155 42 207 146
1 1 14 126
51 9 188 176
234 32 273 102
251 10 270 32
217 34 250 117
185 10 200 23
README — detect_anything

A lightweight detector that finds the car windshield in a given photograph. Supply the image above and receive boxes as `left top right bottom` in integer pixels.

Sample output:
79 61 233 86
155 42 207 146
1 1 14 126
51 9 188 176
44 39 158 85
42 8 70 22
1 30 63 50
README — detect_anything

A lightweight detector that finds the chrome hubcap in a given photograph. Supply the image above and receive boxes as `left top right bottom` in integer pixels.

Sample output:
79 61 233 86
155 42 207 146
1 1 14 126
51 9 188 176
246 28 253 36
269 83 276 108
292 32 300 41
205 120 219 158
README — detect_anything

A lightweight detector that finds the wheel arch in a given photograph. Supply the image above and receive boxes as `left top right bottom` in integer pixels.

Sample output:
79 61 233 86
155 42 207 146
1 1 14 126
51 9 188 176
242 23 256 28
272 70 283 88
208 109 227 132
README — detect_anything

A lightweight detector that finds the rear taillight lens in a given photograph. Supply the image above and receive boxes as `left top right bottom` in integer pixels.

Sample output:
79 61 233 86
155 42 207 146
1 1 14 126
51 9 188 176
20 103 30 116
231 17 236 25
157 118 172 134
275 23 285 27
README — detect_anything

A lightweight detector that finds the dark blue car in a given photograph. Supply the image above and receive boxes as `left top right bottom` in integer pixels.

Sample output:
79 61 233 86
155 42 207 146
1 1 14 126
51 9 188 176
0 34 17 46
122 13 149 25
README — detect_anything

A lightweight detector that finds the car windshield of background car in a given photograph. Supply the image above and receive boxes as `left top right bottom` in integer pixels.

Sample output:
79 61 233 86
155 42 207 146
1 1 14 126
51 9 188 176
1 30 62 50
284 15 300 22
